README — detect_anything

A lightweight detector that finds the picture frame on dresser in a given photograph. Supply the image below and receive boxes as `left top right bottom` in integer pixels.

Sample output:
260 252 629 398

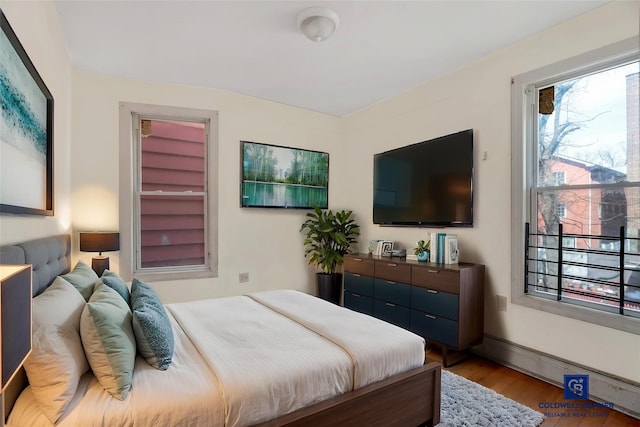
0 10 54 216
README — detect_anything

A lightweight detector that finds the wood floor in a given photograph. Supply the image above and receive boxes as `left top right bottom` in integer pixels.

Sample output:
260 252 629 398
426 348 640 427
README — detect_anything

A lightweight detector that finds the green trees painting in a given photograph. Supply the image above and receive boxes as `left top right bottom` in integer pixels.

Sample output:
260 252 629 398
241 141 329 208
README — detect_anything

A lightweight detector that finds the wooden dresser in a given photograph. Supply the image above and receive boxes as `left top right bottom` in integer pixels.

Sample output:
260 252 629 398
343 254 485 366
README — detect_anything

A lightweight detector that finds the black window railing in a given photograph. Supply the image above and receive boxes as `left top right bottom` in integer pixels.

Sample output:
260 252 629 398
524 223 640 317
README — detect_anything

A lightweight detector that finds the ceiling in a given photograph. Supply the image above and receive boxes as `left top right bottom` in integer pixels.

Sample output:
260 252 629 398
53 1 610 117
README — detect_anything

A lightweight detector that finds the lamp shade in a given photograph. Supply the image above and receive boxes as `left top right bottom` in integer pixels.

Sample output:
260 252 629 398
79 232 120 254
1 265 32 392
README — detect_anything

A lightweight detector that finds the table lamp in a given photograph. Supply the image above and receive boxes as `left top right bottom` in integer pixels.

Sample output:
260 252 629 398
79 232 120 276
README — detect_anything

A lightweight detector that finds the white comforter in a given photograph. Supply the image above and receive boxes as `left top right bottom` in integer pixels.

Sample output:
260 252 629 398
167 295 354 427
248 290 426 389
9 290 426 427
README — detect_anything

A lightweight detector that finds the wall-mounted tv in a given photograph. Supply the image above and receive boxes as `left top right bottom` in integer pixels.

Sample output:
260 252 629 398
241 141 329 209
373 129 474 227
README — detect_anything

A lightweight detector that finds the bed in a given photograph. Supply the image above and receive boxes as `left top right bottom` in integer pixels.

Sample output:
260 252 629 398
1 235 441 427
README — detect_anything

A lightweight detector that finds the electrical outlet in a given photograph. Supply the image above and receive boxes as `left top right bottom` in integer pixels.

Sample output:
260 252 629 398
239 272 249 283
497 295 508 312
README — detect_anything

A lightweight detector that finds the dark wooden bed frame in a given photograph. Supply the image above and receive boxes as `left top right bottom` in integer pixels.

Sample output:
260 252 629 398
0 235 441 427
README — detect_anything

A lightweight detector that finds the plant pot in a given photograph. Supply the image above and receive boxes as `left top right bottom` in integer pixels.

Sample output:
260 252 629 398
317 272 343 305
417 251 429 262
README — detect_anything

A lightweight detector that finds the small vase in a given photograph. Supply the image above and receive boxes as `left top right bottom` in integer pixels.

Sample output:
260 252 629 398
417 251 429 262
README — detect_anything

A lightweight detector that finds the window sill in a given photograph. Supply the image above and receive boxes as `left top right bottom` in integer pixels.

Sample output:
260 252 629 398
513 293 640 335
132 267 216 283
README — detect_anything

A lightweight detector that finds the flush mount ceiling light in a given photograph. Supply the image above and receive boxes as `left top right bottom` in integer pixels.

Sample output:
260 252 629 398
297 7 340 42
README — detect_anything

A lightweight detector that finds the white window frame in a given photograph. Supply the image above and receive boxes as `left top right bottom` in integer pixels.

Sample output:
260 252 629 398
510 38 639 334
119 102 219 282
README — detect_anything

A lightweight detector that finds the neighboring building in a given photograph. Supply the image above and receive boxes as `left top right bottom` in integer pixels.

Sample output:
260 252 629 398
626 72 640 253
542 155 626 250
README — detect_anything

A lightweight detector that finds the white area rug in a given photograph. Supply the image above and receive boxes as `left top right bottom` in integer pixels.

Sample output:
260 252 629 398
438 370 545 427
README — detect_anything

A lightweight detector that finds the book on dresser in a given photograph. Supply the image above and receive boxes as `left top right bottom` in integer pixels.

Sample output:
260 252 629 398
429 233 437 263
444 234 459 264
429 232 457 264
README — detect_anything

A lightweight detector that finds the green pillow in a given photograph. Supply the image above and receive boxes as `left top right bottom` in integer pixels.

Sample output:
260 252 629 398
131 278 174 370
80 282 136 400
101 270 130 305
62 261 99 301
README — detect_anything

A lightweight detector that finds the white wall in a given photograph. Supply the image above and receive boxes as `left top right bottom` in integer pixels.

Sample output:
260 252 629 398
69 71 344 303
342 1 640 383
0 2 72 243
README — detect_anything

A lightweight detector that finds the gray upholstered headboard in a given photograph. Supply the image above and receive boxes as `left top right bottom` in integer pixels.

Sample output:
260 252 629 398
0 234 71 296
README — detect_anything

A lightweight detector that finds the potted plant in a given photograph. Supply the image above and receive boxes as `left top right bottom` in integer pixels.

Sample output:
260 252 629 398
414 239 430 262
300 206 360 304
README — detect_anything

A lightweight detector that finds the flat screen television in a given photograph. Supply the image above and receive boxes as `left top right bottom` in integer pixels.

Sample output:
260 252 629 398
373 129 474 227
241 141 329 209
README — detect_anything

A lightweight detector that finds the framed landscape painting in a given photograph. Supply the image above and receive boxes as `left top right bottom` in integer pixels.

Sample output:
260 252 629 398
241 141 329 209
0 10 54 216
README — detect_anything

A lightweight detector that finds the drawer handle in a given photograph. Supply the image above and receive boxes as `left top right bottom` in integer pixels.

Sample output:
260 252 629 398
427 289 438 294
352 293 361 297
427 269 439 274
385 302 396 307
354 258 363 262
387 263 398 267
386 281 397 285
353 273 362 277
424 314 437 319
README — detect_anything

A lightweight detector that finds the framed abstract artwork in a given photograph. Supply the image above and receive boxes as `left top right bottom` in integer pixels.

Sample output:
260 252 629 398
0 10 54 216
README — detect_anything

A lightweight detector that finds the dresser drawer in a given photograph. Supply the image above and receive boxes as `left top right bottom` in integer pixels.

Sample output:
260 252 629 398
344 291 373 315
374 299 410 329
344 272 374 297
374 278 411 306
344 256 375 276
411 310 458 348
411 286 459 320
375 261 411 283
411 266 460 293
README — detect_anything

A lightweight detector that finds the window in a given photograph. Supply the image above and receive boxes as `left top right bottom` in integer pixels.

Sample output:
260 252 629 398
119 103 218 281
511 38 640 333
552 171 565 185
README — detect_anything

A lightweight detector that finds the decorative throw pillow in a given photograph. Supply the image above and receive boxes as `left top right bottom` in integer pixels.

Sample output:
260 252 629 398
80 282 136 400
61 260 99 301
24 276 89 424
101 269 130 305
130 277 175 370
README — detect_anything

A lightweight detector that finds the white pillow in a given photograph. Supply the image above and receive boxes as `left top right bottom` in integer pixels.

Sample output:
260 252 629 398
23 276 89 424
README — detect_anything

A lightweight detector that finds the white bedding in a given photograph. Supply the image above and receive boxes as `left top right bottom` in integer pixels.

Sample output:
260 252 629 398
167 295 353 427
9 314 225 427
248 290 426 389
10 290 426 427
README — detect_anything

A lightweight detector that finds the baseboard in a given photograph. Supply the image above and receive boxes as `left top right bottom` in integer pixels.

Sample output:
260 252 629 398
471 335 640 420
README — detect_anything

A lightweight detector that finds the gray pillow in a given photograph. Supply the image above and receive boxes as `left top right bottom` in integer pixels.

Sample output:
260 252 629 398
101 270 130 305
61 260 99 301
130 277 174 370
